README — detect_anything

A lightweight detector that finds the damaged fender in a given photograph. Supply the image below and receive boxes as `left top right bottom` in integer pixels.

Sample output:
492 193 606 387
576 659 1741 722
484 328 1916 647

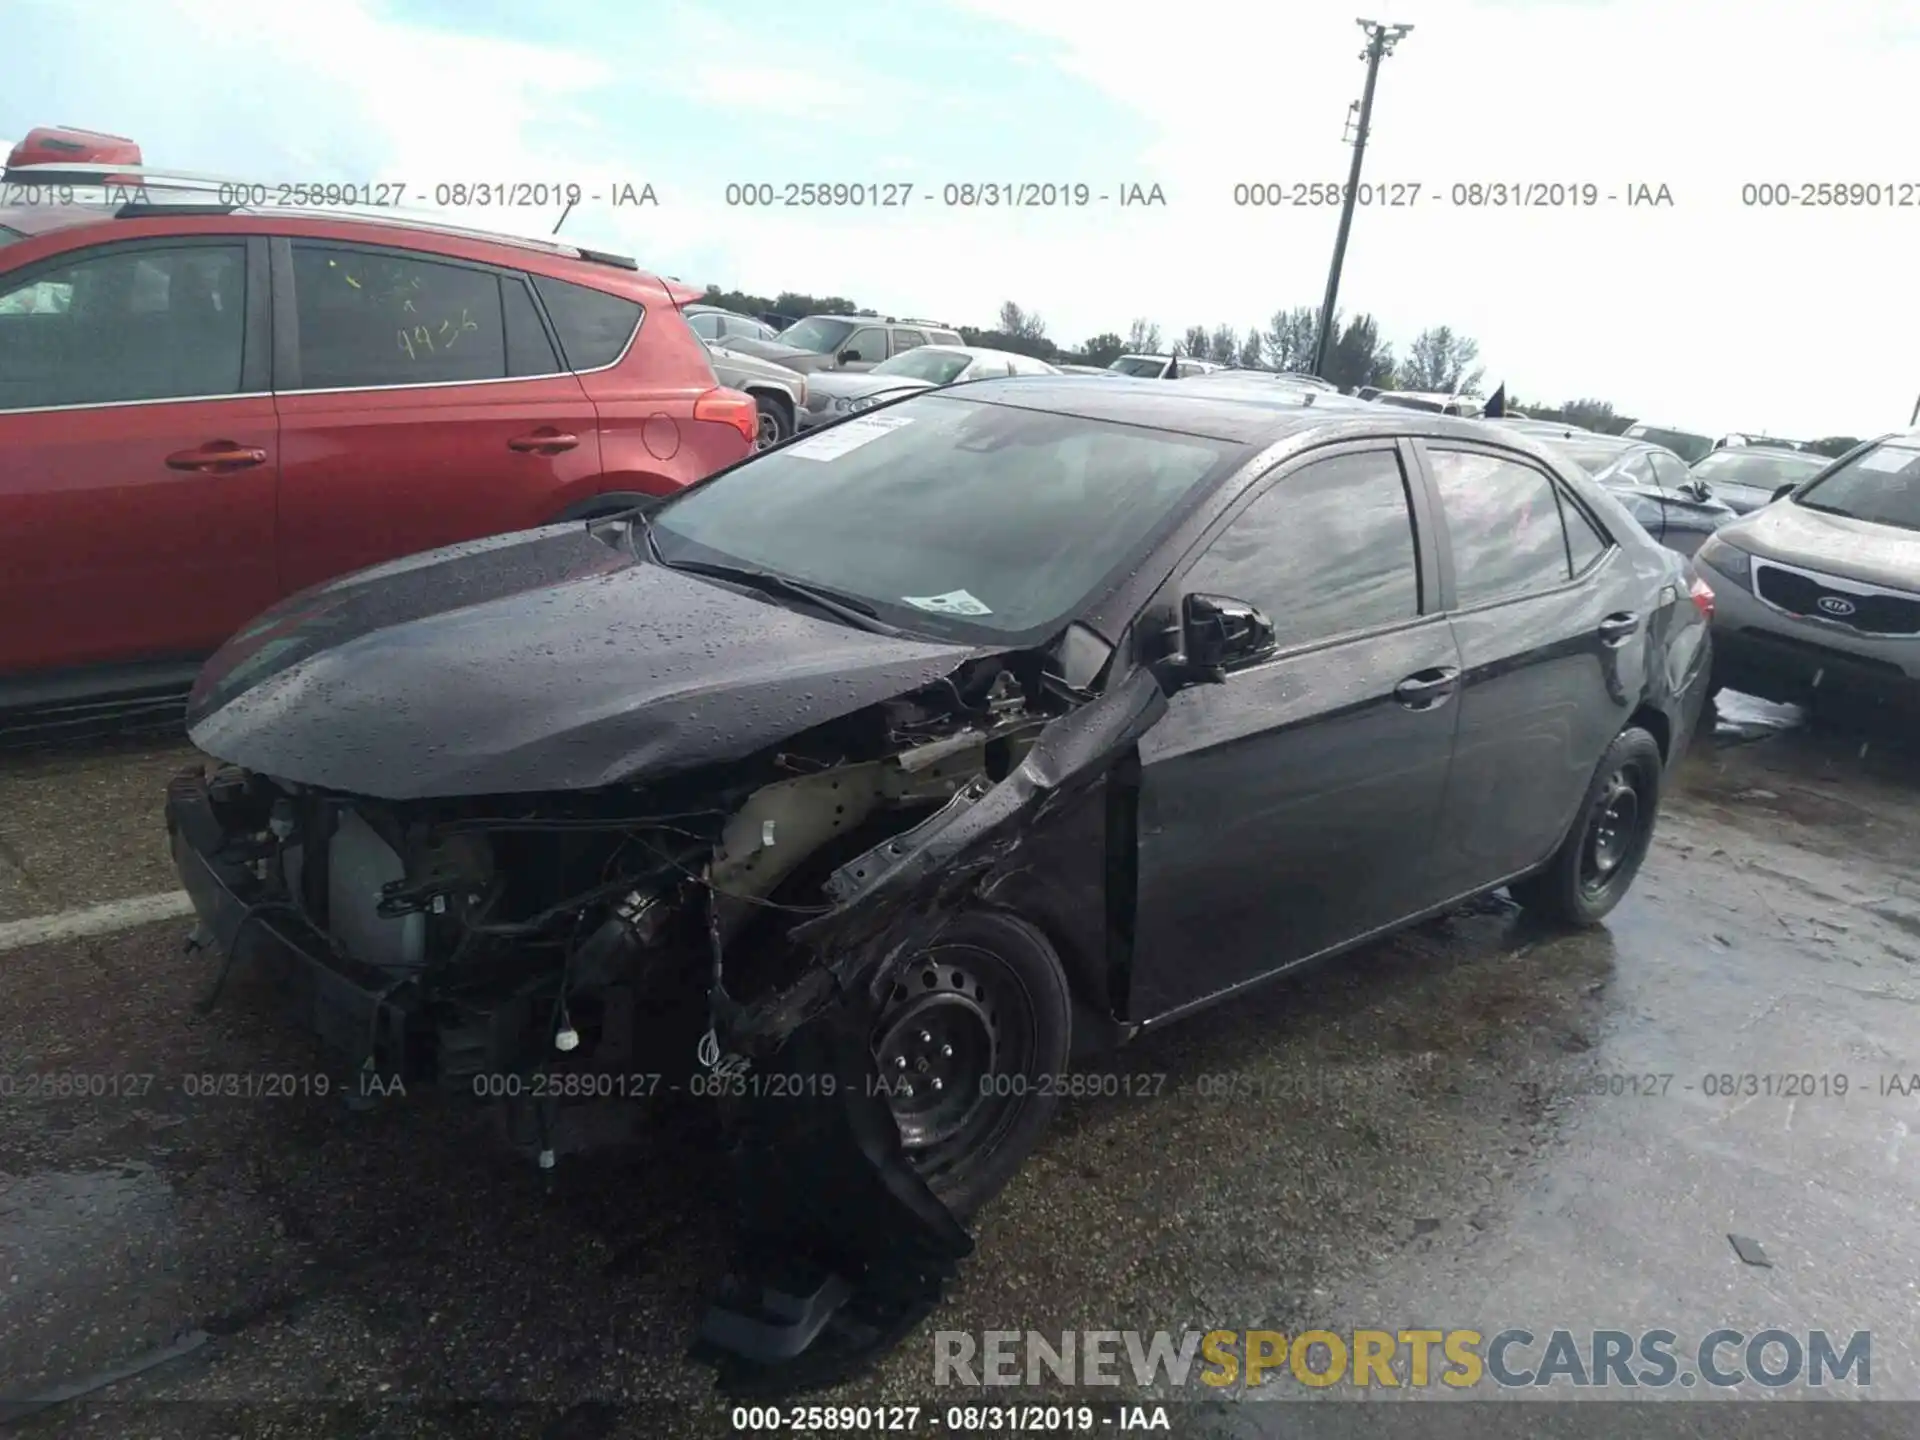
694 667 1169 1392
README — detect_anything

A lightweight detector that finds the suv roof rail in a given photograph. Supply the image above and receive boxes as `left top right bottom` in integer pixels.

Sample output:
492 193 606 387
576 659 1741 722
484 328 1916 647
2 161 641 271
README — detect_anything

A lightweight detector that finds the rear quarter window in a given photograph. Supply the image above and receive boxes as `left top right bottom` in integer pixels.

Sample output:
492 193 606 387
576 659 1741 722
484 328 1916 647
532 275 642 370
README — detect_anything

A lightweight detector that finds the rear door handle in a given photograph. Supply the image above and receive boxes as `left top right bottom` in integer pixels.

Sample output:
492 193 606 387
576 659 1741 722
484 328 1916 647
165 442 267 472
508 430 579 454
1598 612 1640 645
1394 666 1460 710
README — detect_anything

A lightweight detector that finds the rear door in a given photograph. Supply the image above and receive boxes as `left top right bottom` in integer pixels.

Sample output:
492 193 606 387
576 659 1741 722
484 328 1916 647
0 235 277 677
890 327 928 357
271 237 601 595
1130 441 1461 1020
1415 442 1643 895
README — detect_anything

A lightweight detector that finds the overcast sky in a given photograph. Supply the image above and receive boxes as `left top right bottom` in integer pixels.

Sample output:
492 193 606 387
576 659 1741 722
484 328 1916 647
8 0 1915 439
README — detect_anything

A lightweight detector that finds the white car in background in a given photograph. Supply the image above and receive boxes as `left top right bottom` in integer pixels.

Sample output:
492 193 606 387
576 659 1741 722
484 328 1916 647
798 345 1059 429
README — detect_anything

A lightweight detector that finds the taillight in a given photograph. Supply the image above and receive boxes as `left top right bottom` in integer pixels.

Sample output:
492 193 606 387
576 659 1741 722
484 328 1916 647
1689 574 1715 619
693 386 758 447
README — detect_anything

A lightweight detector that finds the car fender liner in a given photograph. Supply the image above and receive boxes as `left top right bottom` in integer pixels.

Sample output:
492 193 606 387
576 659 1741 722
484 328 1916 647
691 668 1169 1391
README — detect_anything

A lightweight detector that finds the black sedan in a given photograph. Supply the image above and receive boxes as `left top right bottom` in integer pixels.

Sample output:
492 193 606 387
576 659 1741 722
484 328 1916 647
1689 443 1829 515
1544 433 1737 557
166 378 1713 1389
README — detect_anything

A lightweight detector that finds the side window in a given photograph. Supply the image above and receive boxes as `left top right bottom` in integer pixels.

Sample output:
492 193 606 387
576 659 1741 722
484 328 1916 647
1559 492 1609 573
1184 449 1421 649
967 357 1012 379
894 328 928 352
686 311 722 340
931 330 964 347
0 243 247 409
502 277 559 376
1611 453 1658 488
841 326 887 363
531 275 642 370
291 243 505 389
1428 449 1574 607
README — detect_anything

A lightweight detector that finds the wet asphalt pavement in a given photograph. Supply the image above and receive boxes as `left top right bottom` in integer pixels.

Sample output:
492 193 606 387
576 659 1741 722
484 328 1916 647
1 696 1917 1438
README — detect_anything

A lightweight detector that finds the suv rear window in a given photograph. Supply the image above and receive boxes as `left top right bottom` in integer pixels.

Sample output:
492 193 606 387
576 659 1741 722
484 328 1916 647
532 275 642 370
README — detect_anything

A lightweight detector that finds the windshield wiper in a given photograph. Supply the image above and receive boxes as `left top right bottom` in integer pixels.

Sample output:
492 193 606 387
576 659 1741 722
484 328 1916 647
654 556 904 635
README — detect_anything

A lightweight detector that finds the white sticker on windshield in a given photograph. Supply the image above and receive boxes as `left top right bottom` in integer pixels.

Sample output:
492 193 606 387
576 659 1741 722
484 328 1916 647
902 589 993 617
785 412 915 461
1855 446 1917 472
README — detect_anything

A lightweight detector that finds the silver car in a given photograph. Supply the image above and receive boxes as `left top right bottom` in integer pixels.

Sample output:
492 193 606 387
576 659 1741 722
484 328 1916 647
700 339 808 449
1696 434 1920 709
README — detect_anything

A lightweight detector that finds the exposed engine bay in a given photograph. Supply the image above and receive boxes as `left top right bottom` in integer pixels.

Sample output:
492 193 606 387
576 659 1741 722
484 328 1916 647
168 646 1170 1392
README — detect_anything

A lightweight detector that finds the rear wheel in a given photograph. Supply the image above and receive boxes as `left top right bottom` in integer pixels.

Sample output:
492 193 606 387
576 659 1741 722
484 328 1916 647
1509 727 1663 927
868 910 1070 1218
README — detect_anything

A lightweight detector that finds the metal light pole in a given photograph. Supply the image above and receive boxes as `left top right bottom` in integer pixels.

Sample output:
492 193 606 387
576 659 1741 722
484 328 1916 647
1311 18 1413 380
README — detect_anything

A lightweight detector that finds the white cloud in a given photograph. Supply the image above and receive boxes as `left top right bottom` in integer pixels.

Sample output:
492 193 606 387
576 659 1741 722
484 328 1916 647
17 0 1917 438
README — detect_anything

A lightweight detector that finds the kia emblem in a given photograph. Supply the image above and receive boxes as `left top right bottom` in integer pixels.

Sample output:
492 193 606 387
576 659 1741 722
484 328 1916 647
1816 595 1857 617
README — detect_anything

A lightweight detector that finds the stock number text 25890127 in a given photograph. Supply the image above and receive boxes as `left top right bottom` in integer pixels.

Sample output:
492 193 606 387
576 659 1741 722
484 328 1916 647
722 181 1168 208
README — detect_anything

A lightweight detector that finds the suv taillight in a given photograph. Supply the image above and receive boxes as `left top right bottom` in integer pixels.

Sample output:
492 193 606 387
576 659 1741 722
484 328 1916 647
694 387 758 447
1689 575 1715 619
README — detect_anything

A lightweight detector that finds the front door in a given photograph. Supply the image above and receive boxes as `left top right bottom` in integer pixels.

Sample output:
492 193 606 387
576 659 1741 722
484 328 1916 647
1130 443 1461 1021
271 239 602 595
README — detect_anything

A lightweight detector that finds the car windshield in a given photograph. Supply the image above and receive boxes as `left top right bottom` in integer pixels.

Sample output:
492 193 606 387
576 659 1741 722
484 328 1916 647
872 348 971 384
1624 425 1712 463
779 316 856 354
1792 440 1920 532
1690 449 1824 488
1550 439 1635 475
1108 356 1167 376
650 393 1240 640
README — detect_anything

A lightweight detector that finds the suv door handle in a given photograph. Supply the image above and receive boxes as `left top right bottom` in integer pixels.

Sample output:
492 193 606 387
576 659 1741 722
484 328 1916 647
508 430 579 453
1394 666 1460 709
165 443 267 472
1598 612 1640 645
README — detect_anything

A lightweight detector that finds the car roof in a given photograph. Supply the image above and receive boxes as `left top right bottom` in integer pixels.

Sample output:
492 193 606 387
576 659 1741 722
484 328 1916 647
0 193 680 296
946 375 1525 445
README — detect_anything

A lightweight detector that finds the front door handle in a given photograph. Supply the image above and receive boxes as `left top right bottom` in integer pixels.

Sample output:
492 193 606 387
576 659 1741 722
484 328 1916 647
508 430 580 454
1598 612 1640 646
1394 666 1460 710
165 442 267 472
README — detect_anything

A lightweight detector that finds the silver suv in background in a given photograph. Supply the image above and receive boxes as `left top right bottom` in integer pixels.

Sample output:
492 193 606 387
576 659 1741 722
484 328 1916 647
1696 434 1920 710
774 314 964 372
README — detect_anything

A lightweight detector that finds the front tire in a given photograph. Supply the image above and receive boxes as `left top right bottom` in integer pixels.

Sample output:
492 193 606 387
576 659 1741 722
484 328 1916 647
868 909 1070 1218
1509 727 1663 927
750 392 793 450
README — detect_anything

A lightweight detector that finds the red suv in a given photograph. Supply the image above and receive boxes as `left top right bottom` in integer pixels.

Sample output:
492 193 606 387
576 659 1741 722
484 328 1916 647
0 177 756 711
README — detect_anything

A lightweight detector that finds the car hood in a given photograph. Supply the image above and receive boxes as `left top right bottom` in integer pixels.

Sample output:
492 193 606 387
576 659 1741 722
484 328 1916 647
806 372 936 402
1727 500 1920 590
708 345 800 388
726 337 833 373
186 523 978 800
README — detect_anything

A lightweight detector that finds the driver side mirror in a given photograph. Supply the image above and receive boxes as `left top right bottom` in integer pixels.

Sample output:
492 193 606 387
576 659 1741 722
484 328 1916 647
1163 592 1277 687
1684 479 1712 502
838 349 861 364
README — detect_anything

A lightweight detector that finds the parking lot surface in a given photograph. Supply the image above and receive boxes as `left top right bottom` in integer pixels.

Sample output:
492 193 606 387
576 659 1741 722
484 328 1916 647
2 699 1917 1438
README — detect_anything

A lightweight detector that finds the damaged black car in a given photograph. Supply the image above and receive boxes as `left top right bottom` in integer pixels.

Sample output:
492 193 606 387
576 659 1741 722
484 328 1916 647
166 377 1713 1389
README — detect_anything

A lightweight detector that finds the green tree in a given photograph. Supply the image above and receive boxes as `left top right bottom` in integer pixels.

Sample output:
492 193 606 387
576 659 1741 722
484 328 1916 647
1082 332 1126 366
1806 435 1863 459
997 301 1048 343
1238 327 1264 369
1560 399 1627 433
1261 306 1318 372
1324 312 1395 391
1208 324 1239 365
1400 326 1484 394
1179 325 1210 358
1126 318 1163 354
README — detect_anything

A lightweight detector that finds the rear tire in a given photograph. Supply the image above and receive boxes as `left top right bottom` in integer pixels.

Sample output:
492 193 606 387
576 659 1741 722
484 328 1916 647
1509 727 1663 927
868 909 1071 1219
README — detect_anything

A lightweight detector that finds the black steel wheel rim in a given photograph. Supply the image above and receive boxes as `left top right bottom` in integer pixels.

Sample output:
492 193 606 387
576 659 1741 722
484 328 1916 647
1580 768 1643 896
871 945 1034 1168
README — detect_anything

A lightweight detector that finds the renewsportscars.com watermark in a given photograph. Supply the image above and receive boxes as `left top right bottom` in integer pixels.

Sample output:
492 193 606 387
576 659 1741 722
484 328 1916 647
934 1328 1871 1391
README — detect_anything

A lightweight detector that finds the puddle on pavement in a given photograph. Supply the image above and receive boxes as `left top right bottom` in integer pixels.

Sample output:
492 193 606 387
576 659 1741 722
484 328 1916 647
1710 689 1805 742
